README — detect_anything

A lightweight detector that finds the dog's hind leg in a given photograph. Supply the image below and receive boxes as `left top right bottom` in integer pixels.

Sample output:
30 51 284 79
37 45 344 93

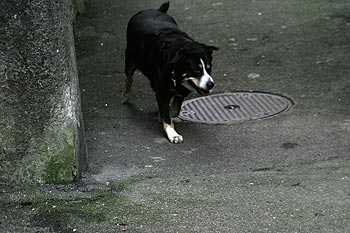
122 50 137 104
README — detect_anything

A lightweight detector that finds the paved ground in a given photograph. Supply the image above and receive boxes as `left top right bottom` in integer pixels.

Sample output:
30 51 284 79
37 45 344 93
1 0 350 232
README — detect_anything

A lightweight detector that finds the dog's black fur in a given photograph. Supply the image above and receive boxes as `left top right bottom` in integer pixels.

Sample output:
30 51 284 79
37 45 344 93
123 2 218 143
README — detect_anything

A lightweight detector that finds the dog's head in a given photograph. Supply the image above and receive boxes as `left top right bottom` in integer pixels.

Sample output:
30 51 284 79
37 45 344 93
167 43 219 96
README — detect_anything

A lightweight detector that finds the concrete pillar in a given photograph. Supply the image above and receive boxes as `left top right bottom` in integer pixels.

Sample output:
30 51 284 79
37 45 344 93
0 0 87 184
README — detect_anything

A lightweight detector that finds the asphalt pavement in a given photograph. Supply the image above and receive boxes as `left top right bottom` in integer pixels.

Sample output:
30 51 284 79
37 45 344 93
75 0 350 232
1 0 349 232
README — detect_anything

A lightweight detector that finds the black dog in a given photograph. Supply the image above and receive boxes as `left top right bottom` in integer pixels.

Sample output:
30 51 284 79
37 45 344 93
123 2 218 143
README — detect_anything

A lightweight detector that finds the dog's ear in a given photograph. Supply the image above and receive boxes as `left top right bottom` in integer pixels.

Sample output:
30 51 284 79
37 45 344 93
206 45 219 56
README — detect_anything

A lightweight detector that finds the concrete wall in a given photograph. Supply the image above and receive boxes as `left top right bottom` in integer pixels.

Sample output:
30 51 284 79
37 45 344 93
0 0 87 184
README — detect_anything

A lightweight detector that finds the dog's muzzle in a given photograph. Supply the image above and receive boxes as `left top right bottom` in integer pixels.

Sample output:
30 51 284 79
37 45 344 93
198 74 214 95
184 76 214 96
197 59 214 96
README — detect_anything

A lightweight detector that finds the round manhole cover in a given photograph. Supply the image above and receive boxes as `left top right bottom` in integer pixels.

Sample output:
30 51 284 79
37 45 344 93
178 92 293 124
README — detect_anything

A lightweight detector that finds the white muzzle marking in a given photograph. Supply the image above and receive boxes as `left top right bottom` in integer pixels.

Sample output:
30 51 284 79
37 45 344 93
198 59 214 90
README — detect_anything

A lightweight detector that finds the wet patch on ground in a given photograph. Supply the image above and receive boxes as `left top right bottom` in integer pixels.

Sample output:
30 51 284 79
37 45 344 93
0 176 160 232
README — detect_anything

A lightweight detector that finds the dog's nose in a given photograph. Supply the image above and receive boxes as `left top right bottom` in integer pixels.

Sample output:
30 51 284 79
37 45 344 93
206 81 214 90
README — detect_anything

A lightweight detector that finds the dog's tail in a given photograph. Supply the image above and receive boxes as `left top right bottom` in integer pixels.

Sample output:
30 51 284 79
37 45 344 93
158 2 170 13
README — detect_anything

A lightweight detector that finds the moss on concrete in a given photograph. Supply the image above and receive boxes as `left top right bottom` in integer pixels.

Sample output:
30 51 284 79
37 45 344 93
70 0 85 22
41 126 77 184
29 186 157 231
0 181 158 232
12 123 79 184
38 191 152 223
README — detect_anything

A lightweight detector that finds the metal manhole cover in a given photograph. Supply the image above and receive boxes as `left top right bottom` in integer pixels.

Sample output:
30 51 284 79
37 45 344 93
178 92 293 124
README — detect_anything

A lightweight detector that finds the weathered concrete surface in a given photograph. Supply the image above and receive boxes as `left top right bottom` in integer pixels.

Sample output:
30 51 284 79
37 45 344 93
0 0 87 184
1 0 350 232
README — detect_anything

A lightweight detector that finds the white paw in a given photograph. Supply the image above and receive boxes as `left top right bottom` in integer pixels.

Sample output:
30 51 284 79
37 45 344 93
169 134 184 144
165 127 184 144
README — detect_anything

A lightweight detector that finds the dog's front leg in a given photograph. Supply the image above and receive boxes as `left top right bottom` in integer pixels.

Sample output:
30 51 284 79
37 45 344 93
156 94 183 143
170 96 184 118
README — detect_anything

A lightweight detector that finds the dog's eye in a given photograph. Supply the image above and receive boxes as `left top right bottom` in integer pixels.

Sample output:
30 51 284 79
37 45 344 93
193 70 201 76
206 64 211 69
198 64 203 69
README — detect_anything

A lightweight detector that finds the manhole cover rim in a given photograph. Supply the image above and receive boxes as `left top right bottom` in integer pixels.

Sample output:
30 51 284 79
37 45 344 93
178 92 293 124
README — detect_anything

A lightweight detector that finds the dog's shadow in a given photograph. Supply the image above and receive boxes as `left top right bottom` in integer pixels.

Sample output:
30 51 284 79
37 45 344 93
122 101 162 134
122 101 202 141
